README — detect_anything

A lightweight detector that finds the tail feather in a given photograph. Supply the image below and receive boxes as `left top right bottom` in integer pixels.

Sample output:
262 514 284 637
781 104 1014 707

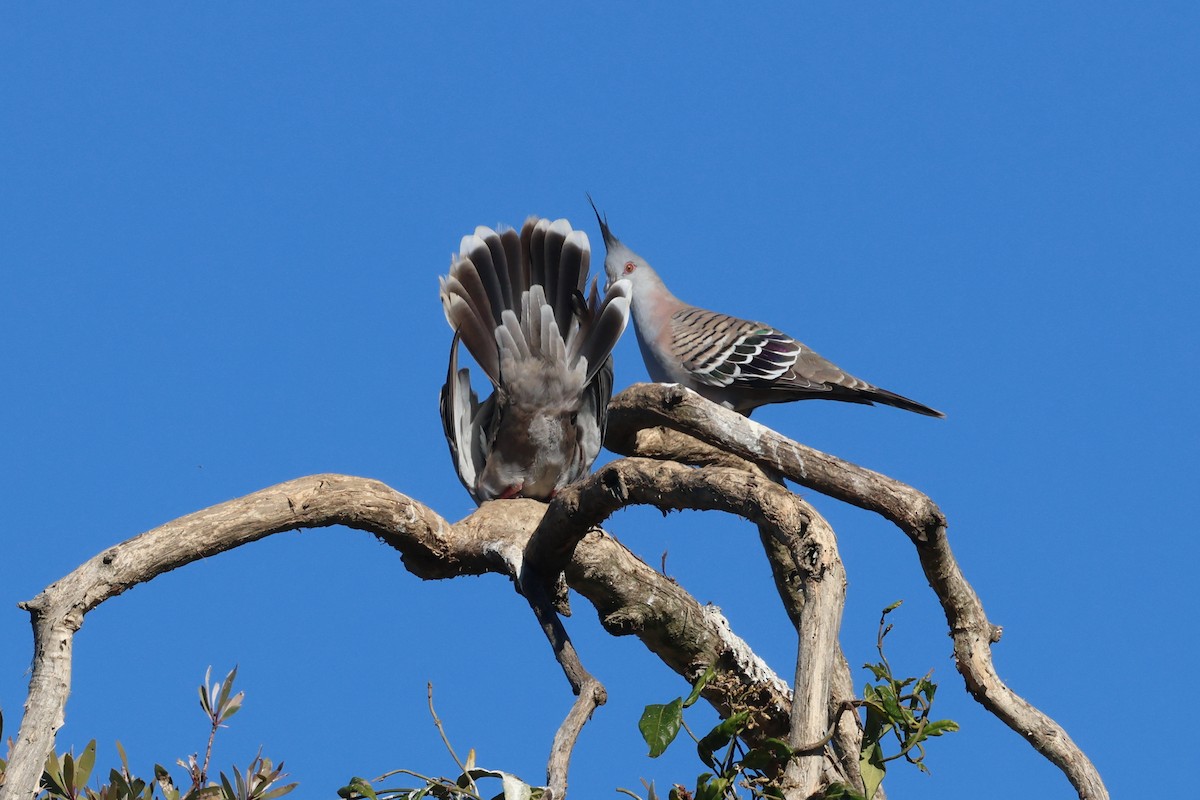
528 217 548 291
441 287 500 385
865 386 944 418
554 229 589 334
502 227 526 300
439 214 634 504
499 309 530 360
477 226 514 310
439 331 483 498
459 234 507 327
576 280 631 384
540 219 571 325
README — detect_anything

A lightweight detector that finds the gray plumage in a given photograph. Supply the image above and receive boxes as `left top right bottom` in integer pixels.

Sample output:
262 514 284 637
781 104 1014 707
440 217 632 503
589 200 943 418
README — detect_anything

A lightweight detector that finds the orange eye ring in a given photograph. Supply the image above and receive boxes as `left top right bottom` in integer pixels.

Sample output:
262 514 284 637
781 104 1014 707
623 261 636 274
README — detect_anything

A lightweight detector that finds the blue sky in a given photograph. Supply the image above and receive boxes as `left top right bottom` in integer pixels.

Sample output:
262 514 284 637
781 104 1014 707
2 4 1196 799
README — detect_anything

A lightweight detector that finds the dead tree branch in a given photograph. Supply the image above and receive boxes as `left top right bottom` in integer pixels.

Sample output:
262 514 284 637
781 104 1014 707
4 383 1109 800
594 424 869 792
527 457 848 796
1 474 798 800
606 382 1109 800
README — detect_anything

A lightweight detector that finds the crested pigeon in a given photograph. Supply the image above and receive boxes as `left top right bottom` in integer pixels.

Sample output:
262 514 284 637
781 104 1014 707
439 217 632 503
589 202 943 418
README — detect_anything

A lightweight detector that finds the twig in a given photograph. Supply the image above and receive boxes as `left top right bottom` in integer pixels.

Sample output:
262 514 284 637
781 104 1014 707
513 548 607 800
427 683 471 784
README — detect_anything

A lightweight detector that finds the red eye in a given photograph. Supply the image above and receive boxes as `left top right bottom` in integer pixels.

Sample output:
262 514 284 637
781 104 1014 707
623 261 636 274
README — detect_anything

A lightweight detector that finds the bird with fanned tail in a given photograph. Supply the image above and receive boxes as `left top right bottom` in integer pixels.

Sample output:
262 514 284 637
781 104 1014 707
439 217 632 503
588 199 943 419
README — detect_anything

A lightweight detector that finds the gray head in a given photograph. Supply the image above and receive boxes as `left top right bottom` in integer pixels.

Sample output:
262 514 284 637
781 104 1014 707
587 196 662 295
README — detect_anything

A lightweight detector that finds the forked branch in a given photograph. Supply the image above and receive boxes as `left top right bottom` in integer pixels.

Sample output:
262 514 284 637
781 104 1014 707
0 475 805 800
605 382 1109 800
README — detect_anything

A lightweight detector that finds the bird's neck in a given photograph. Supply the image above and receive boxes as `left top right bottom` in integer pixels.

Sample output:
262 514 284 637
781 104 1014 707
631 272 684 331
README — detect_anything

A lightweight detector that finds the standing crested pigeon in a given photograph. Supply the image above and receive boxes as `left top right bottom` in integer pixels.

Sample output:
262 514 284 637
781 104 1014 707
589 201 943 418
439 217 632 503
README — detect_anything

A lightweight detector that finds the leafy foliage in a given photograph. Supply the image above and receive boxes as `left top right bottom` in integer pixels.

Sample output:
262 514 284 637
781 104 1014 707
623 604 958 800
0 667 295 800
622 665 793 800
848 601 959 800
338 764 540 800
338 686 539 800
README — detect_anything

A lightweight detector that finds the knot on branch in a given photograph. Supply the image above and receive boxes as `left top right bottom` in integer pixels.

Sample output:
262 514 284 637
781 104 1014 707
600 607 650 635
660 383 689 409
600 465 628 503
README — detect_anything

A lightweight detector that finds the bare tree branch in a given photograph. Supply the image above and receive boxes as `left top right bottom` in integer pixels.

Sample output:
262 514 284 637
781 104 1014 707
526 456 849 796
606 382 1109 800
0 474 801 800
3 383 1109 800
612 426 870 794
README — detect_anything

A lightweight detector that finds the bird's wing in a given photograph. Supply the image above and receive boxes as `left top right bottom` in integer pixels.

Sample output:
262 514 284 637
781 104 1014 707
672 308 798 385
439 331 492 502
669 306 875 393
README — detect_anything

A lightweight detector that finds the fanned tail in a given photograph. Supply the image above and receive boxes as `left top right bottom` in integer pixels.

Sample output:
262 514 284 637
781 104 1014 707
438 215 633 504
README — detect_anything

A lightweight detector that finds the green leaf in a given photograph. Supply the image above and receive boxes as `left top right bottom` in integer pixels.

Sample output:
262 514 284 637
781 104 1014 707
694 773 728 800
43 751 68 798
115 742 132 778
220 692 245 724
64 750 77 792
216 667 238 717
109 768 130 798
220 771 237 800
861 703 885 749
75 740 97 788
639 698 684 758
683 665 716 708
922 719 959 737
877 685 905 725
859 740 886 800
696 711 749 769
258 782 298 800
861 662 890 682
738 737 793 771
